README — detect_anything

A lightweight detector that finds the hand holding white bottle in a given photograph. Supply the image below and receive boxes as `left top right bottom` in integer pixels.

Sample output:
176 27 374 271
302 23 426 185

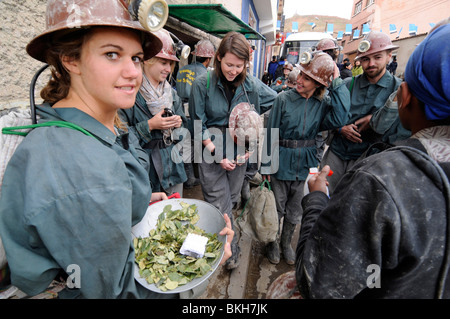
303 166 334 197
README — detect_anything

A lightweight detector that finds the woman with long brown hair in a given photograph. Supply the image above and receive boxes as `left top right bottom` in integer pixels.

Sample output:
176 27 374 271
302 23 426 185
189 31 277 269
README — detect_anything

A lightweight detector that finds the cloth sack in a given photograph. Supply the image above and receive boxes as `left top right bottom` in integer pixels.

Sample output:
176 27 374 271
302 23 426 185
0 108 33 269
237 180 278 243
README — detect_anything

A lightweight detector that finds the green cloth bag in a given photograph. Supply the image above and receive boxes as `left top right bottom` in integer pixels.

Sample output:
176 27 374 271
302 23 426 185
237 180 278 243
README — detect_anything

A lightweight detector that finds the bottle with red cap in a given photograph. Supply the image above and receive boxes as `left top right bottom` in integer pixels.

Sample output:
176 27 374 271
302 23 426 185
303 167 334 197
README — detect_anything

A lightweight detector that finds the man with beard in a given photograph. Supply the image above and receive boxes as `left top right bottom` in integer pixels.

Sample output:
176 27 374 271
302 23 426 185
320 31 402 194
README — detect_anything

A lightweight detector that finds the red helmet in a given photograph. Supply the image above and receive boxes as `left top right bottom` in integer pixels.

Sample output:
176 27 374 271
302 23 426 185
26 0 162 62
356 31 399 60
315 38 338 51
296 52 335 87
154 29 179 62
192 39 215 58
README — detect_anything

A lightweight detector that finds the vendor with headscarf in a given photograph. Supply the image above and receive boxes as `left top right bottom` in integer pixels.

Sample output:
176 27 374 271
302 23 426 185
295 20 450 298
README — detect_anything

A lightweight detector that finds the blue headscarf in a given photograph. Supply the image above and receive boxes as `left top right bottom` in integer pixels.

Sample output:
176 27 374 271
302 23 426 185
404 24 450 121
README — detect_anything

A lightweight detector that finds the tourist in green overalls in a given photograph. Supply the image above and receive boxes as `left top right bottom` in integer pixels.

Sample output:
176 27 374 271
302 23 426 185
120 29 187 196
189 31 277 269
261 52 350 265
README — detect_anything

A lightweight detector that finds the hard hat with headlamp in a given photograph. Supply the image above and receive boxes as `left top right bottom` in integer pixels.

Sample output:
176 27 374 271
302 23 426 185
296 52 335 87
355 31 399 60
153 29 180 62
26 0 168 63
153 29 191 61
192 39 215 58
169 32 191 60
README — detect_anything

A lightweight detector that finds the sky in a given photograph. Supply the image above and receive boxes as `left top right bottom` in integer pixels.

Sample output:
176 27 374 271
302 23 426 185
283 0 355 20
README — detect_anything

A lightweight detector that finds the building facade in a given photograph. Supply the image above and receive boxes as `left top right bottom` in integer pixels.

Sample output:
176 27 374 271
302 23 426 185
341 0 449 77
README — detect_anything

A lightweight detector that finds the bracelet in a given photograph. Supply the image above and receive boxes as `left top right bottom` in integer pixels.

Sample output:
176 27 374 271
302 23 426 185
338 127 342 134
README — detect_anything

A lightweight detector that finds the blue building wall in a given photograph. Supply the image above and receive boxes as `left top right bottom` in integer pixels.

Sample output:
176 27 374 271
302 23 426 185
241 0 262 79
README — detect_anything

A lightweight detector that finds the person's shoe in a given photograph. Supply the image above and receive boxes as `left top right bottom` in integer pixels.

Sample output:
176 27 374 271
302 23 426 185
266 241 280 264
184 163 200 189
184 177 200 189
225 244 241 270
280 221 296 265
240 179 251 208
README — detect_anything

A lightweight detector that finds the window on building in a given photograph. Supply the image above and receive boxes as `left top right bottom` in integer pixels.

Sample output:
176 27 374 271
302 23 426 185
354 1 362 15
366 0 375 7
351 27 359 41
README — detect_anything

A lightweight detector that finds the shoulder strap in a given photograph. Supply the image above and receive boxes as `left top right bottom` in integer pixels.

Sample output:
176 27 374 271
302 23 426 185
206 70 210 90
2 120 95 138
349 76 355 93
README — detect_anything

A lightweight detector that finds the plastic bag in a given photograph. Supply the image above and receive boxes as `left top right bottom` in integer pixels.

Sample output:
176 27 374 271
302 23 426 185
237 180 278 243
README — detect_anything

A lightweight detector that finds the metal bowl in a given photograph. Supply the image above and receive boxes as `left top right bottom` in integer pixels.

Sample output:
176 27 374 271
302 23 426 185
131 198 226 294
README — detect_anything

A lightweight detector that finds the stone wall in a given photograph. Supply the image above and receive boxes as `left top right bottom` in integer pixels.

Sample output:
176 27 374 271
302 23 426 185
0 0 47 110
0 0 231 110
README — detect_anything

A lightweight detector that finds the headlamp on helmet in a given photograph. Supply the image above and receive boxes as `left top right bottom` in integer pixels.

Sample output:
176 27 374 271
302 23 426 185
169 32 191 60
300 51 313 65
358 39 371 53
121 0 168 32
355 31 399 60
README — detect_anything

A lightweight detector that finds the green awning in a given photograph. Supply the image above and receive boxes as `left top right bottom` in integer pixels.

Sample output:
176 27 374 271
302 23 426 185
168 4 265 41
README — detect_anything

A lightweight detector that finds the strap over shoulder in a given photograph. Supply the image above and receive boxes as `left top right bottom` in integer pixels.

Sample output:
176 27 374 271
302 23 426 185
2 120 94 138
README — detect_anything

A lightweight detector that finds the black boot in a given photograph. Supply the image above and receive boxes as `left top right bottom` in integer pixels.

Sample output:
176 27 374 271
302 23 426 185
184 163 200 189
266 217 281 264
225 243 241 270
225 212 240 270
280 221 296 265
266 240 280 264
241 178 251 205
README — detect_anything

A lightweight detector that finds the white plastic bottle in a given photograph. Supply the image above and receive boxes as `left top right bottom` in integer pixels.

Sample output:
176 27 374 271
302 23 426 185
303 167 330 197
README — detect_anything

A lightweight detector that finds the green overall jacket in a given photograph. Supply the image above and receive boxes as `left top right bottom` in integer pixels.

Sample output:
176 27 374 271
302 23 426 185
188 71 277 161
0 105 173 298
261 78 351 181
119 91 188 192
